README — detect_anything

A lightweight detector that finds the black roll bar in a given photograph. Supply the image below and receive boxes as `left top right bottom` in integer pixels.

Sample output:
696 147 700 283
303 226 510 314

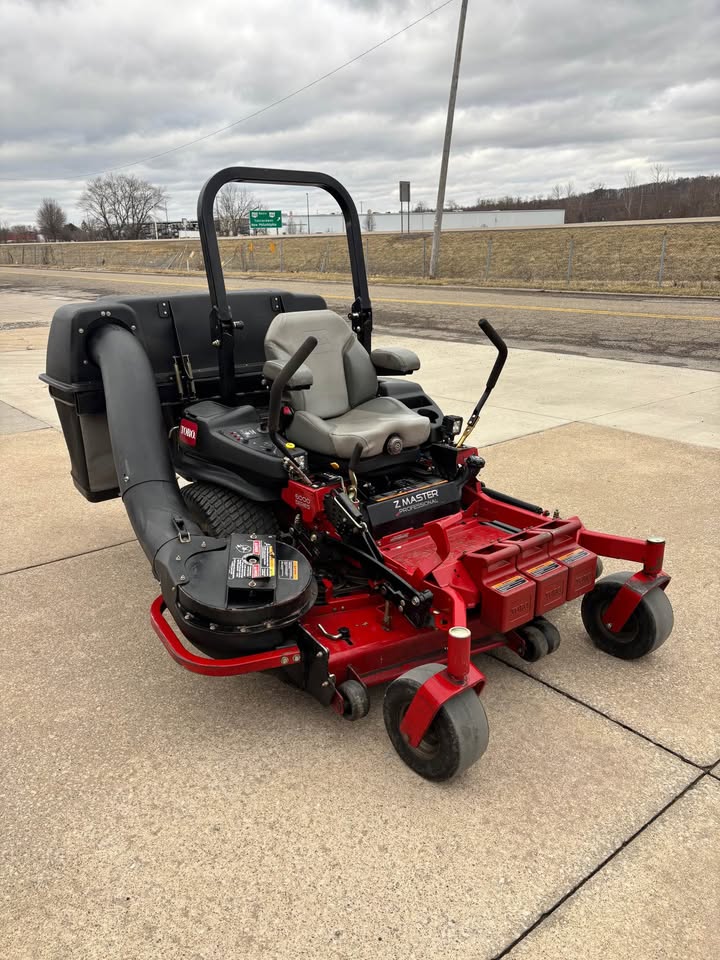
197 166 373 405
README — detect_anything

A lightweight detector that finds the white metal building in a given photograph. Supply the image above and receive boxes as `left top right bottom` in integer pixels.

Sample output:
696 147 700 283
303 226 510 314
280 208 565 235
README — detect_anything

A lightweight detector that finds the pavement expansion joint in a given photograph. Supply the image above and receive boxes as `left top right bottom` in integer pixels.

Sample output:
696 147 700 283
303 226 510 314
490 771 709 960
0 538 137 577
491 654 708 772
587 382 720 420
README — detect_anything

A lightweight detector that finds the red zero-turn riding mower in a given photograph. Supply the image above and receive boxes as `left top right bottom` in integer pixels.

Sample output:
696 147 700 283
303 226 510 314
42 167 674 781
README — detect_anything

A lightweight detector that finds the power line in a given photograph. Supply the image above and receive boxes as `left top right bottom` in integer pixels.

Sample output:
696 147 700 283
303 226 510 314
0 0 457 184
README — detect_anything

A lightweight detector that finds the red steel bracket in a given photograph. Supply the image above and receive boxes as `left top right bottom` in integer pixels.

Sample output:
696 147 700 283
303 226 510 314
150 597 300 676
399 663 486 748
601 571 670 633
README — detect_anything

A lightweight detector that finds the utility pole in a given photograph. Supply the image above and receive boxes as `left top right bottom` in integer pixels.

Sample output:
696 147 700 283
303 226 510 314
306 192 311 234
428 0 468 279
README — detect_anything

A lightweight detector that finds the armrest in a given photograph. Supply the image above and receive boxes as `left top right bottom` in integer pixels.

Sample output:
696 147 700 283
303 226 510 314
263 358 314 389
371 347 421 375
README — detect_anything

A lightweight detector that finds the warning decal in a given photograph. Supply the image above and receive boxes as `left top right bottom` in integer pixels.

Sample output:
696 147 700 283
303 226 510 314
558 548 590 565
527 559 561 578
492 574 529 593
279 559 299 581
228 538 275 581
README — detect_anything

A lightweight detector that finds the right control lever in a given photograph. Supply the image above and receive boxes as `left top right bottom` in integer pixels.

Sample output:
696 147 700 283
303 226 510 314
456 318 508 447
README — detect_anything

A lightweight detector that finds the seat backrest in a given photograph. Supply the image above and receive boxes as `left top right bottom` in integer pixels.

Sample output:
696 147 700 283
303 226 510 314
264 309 377 419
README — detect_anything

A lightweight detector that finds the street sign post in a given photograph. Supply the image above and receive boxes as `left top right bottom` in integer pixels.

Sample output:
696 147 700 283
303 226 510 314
399 181 411 234
249 210 283 231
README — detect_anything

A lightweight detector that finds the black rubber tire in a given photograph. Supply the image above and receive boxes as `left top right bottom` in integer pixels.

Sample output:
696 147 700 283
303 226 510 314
581 571 674 660
533 617 561 654
595 557 604 579
518 623 550 662
338 679 371 721
181 482 280 539
383 664 489 782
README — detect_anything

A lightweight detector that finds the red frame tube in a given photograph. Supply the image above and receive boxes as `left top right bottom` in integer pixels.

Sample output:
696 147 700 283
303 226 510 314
150 598 302 676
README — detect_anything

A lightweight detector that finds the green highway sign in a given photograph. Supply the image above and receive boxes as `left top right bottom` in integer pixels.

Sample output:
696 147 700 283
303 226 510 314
249 209 283 229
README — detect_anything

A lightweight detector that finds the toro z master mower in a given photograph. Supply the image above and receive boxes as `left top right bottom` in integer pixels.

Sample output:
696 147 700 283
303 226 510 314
42 167 674 781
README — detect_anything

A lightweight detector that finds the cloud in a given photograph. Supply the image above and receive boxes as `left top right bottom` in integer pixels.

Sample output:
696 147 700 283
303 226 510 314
1 0 718 223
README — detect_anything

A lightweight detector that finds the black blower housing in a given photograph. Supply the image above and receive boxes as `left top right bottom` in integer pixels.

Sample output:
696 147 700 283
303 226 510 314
161 534 317 656
83 320 316 658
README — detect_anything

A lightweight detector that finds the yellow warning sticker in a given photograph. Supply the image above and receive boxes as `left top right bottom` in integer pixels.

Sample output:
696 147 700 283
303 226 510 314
492 574 528 594
527 559 561 577
558 548 590 564
279 559 299 580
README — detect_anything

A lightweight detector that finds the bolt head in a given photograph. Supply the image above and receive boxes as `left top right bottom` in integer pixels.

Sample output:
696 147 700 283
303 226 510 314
179 574 186 581
411 596 420 606
280 656 289 665
78 327 84 334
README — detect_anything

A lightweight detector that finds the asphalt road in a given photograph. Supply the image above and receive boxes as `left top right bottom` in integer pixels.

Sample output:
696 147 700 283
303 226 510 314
1 265 718 370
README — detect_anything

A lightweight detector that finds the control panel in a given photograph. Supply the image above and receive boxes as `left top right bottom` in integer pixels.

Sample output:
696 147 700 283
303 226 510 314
222 426 281 455
221 427 308 469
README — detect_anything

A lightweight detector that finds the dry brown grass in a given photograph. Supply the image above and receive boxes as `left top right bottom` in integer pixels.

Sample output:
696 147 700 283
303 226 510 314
2 221 718 296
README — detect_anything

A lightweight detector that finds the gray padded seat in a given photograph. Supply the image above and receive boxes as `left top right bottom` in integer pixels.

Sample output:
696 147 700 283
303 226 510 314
263 309 431 459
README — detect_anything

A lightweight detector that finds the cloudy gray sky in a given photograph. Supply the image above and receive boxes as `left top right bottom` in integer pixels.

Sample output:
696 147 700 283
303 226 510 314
1 0 718 224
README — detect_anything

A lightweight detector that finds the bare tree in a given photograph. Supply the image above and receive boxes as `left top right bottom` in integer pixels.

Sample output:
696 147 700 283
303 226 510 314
622 171 637 218
651 163 666 185
564 181 575 198
36 198 67 241
649 163 667 217
80 173 168 240
214 184 259 236
551 184 563 201
364 209 376 232
0 221 9 243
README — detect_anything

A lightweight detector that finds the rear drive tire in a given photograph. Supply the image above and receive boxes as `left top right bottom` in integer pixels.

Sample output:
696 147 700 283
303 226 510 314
181 482 280 539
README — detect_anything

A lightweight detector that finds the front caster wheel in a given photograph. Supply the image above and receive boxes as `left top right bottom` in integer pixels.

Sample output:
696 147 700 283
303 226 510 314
337 679 370 721
581 572 674 660
383 664 489 782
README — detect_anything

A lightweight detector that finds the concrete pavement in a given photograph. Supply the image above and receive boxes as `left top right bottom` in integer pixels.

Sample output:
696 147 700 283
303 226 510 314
1 286 719 959
2 265 719 369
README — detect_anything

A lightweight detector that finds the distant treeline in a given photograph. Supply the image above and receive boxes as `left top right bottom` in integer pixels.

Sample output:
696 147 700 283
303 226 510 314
465 173 720 223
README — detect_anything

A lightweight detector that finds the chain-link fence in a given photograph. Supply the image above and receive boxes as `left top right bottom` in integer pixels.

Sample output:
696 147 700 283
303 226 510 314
1 221 718 292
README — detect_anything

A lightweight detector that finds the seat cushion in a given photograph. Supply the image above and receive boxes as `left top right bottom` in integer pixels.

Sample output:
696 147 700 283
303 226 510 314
264 309 377 419
288 396 431 459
